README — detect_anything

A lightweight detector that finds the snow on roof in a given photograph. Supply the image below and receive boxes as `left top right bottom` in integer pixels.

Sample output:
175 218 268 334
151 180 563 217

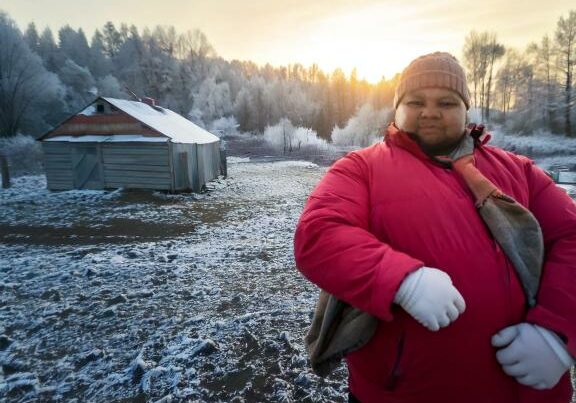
45 135 169 143
103 97 219 145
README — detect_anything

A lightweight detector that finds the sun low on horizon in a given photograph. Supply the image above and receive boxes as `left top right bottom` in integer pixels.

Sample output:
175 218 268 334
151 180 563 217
1 0 575 83
266 1 464 83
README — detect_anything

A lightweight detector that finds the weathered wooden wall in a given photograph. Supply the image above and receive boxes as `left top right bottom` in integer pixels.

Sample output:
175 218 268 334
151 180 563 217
42 140 220 192
102 143 172 190
43 142 74 190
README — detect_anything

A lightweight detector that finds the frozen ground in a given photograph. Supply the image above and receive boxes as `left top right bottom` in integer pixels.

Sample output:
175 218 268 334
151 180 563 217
0 156 574 402
0 159 349 402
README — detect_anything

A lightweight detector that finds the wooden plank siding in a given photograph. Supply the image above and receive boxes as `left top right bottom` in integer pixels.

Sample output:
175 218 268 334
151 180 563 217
41 140 219 192
103 170 171 180
44 156 72 164
42 143 74 190
171 143 197 191
101 155 170 166
101 143 172 190
196 142 220 189
103 163 169 172
103 148 168 156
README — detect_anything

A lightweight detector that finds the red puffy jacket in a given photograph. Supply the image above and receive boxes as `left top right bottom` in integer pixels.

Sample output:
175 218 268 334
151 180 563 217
294 126 576 403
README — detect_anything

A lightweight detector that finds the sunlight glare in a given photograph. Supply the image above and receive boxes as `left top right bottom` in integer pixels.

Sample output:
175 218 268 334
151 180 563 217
300 2 460 83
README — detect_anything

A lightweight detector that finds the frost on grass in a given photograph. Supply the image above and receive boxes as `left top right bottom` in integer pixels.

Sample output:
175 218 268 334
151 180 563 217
0 160 347 402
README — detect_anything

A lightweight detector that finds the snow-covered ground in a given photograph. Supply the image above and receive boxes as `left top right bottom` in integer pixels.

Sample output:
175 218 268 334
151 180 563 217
0 156 574 402
0 159 350 402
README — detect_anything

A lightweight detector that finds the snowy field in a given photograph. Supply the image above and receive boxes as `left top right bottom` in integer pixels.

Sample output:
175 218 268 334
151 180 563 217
0 156 575 402
0 159 351 402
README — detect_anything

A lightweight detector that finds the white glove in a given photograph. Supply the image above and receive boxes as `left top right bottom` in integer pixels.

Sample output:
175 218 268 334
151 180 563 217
491 323 574 390
393 266 466 331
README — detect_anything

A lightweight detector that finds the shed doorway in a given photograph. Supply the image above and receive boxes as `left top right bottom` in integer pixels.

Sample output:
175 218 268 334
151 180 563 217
72 144 103 189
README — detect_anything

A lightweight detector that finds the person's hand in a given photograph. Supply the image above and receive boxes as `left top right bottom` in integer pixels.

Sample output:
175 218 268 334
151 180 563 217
491 323 574 390
393 266 466 331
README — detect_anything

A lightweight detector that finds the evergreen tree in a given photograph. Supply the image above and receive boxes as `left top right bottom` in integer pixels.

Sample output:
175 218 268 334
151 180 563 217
24 22 40 53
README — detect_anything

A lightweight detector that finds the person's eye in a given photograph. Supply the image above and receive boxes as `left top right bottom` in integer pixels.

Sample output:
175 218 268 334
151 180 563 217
406 100 423 106
439 101 457 107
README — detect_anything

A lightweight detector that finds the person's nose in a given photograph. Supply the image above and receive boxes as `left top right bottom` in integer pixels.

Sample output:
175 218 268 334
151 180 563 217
420 104 441 119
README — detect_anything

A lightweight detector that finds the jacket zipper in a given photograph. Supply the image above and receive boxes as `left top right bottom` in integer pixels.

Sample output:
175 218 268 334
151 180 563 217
385 332 405 391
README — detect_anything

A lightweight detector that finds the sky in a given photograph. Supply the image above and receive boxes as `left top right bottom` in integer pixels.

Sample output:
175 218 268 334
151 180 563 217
1 0 574 83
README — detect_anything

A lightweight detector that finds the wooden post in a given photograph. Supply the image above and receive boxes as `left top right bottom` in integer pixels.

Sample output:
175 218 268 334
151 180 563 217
0 154 10 189
220 149 227 178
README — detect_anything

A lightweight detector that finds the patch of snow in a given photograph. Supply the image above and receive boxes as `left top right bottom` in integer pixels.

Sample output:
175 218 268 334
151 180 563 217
227 156 251 164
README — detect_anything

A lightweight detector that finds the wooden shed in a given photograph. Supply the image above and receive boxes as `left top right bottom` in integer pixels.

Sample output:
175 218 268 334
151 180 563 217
37 97 221 192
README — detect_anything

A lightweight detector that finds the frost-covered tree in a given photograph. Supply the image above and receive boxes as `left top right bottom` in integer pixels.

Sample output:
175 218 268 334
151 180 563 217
192 77 233 126
554 10 576 137
309 72 334 140
58 25 91 68
463 31 505 121
263 118 327 153
527 35 560 130
37 27 61 72
102 21 123 58
89 29 111 78
59 59 96 111
495 52 517 119
208 116 238 137
24 22 40 54
0 12 64 137
330 68 353 128
152 26 179 57
331 103 389 146
137 27 179 103
95 74 126 98
177 29 216 61
281 81 318 127
484 38 506 122
231 76 272 132
233 86 253 132
495 50 538 133
114 26 145 96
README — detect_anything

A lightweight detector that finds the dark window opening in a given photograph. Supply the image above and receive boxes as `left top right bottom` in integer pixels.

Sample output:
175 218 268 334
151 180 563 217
96 104 105 113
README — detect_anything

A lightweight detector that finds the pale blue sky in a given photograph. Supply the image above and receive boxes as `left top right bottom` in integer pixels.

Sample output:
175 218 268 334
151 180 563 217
2 0 574 82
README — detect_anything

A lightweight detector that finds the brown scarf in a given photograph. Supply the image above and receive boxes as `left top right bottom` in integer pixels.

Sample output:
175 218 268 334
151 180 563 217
432 124 543 308
304 124 543 377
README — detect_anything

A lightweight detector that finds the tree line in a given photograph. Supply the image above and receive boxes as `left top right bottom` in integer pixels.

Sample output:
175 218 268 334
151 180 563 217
463 10 576 136
1 9 575 141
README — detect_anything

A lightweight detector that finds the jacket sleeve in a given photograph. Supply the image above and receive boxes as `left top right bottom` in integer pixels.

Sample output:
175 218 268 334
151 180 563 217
524 162 576 357
294 151 424 321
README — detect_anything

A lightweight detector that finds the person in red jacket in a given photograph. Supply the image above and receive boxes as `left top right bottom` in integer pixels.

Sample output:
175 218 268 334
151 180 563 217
294 52 576 403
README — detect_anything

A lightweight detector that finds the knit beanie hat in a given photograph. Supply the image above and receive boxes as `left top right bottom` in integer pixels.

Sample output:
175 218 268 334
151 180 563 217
394 52 471 110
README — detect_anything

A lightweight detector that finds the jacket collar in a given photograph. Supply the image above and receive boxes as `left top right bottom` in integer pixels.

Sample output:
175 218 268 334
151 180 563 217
384 123 491 167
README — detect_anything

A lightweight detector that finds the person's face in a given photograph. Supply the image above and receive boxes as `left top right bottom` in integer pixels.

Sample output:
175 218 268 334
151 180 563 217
395 88 467 155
